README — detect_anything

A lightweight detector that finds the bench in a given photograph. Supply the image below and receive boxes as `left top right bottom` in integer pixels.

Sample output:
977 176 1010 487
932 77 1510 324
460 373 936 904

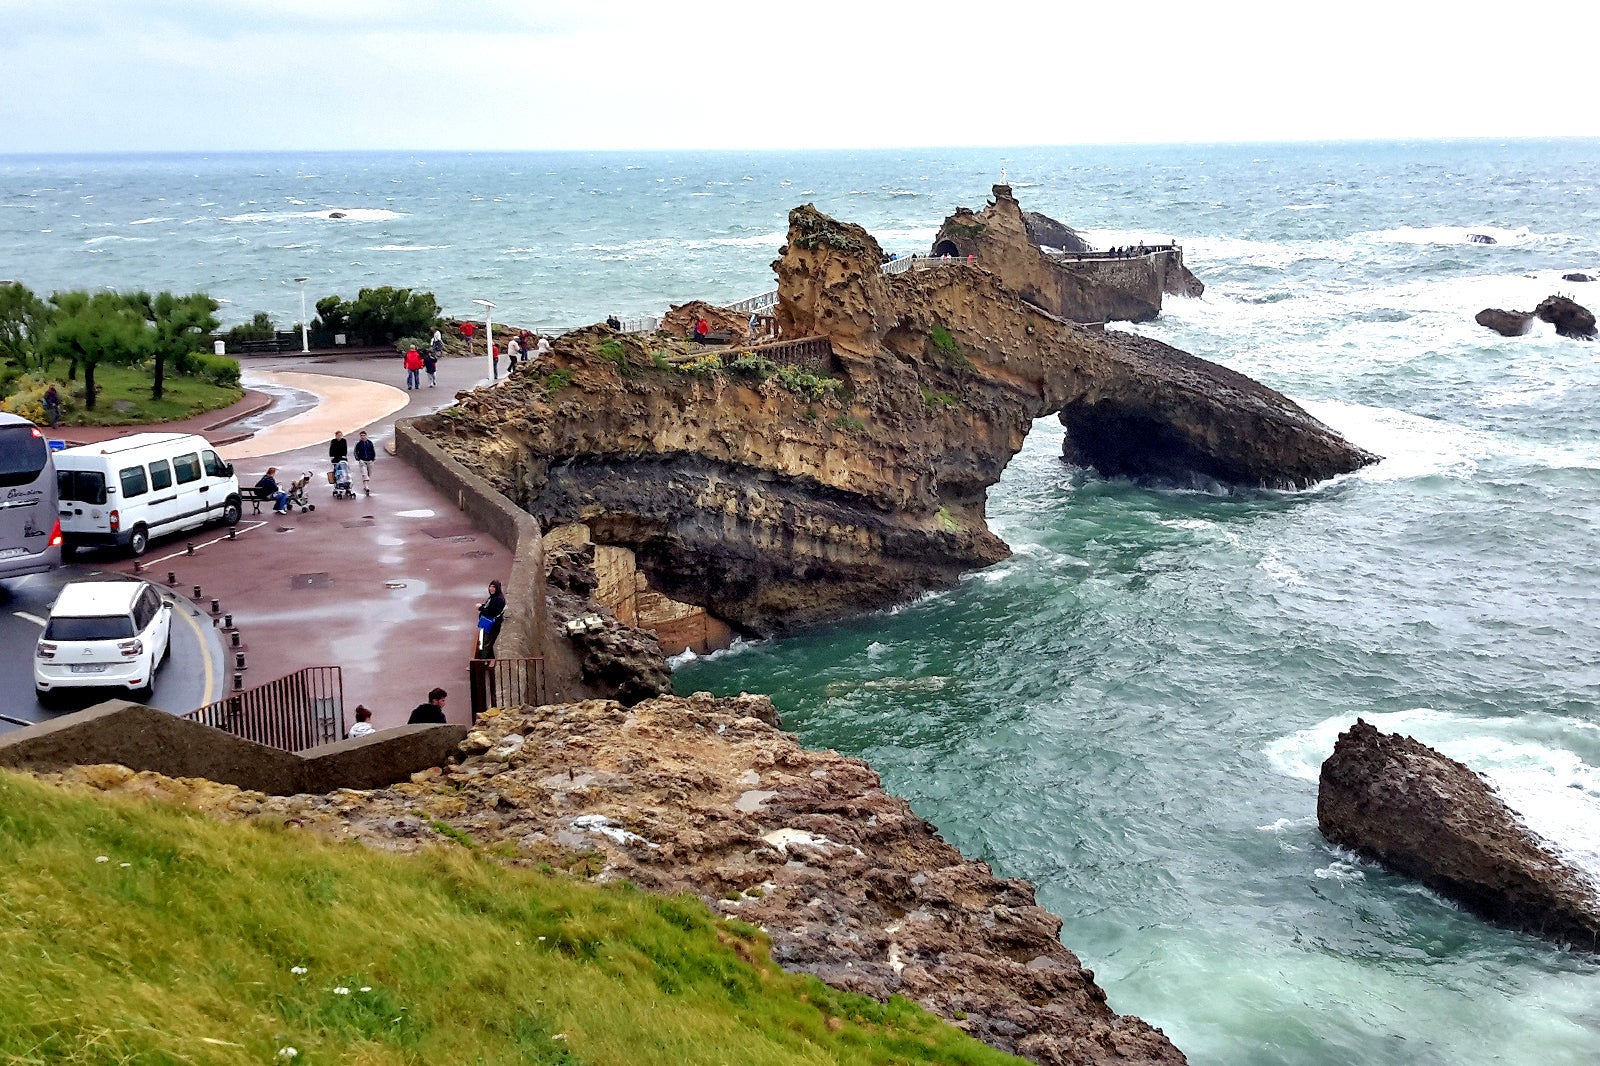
241 485 276 515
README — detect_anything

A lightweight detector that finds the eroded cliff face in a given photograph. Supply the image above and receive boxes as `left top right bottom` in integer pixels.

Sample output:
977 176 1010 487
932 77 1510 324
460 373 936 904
36 693 1187 1064
425 203 1373 637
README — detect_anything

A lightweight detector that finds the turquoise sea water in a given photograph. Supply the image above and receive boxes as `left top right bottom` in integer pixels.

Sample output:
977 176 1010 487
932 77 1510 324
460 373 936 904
4 141 1599 1063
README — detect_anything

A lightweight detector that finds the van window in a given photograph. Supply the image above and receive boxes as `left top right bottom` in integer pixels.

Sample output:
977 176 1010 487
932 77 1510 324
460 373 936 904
203 450 229 478
120 465 149 498
173 452 201 484
44 614 136 641
0 425 48 489
150 460 172 490
58 470 107 505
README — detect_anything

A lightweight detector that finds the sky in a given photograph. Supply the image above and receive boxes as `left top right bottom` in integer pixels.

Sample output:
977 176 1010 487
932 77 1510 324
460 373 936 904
3 0 1599 154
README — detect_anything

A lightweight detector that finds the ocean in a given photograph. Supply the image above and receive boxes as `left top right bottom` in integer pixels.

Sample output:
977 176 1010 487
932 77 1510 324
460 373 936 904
4 140 1599 1063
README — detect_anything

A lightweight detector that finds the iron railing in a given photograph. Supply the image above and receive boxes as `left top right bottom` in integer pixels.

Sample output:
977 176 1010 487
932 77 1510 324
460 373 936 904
468 657 548 719
184 666 345 753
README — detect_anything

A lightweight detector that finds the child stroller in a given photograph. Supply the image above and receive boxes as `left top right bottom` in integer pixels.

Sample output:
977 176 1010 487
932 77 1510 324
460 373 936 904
330 459 356 501
283 472 315 513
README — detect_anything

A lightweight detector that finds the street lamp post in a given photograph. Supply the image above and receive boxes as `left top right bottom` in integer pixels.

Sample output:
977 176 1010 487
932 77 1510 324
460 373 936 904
472 299 496 381
294 277 310 354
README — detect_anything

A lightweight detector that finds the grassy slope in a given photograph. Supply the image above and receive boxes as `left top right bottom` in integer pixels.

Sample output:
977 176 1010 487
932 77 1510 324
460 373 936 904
4 359 243 427
0 771 1025 1066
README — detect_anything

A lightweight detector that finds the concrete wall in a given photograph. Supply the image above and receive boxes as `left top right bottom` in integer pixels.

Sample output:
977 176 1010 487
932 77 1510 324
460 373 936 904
395 418 587 702
0 700 467 796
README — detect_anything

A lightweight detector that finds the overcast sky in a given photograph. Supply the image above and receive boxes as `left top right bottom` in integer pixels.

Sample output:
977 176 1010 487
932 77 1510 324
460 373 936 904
4 0 1598 154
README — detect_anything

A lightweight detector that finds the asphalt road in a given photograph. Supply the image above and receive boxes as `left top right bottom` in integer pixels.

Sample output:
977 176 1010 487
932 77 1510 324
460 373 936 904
0 567 227 734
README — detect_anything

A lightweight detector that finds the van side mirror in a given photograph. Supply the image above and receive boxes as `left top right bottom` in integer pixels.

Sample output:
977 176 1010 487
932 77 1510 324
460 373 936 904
223 463 234 478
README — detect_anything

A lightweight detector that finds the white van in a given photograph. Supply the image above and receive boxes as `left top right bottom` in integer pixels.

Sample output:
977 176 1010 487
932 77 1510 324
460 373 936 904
55 433 242 557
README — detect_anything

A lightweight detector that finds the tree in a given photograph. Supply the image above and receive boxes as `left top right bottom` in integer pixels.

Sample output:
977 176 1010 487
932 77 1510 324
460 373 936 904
347 287 439 345
39 292 151 411
130 291 219 400
0 282 52 369
314 295 350 336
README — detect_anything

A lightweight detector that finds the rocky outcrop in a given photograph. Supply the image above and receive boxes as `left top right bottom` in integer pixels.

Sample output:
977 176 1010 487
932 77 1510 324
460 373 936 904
1467 232 1497 244
1475 307 1534 336
1535 295 1597 340
35 693 1187 1064
424 203 1374 636
932 185 1204 322
1023 210 1093 254
1562 273 1594 283
1318 719 1600 952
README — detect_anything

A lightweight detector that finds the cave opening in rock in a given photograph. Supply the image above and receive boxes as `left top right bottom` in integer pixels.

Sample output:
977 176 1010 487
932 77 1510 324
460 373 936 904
931 239 960 258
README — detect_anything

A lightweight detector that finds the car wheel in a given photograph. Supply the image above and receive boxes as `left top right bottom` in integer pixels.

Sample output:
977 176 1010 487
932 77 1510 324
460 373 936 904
35 687 55 710
133 683 154 703
128 525 149 557
223 497 241 526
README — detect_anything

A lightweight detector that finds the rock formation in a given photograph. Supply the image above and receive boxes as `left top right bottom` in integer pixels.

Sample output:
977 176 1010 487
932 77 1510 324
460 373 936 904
37 693 1189 1064
1535 294 1597 340
931 185 1204 322
1561 273 1594 283
1467 232 1497 244
1474 307 1534 336
1023 210 1093 254
425 203 1375 637
1318 719 1600 952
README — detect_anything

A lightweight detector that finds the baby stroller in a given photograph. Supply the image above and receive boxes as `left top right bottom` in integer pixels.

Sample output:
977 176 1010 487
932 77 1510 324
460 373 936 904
329 459 356 501
283 472 315 513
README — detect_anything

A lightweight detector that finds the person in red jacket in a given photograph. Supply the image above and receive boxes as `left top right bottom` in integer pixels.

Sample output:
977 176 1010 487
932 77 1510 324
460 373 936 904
403 346 424 390
459 320 477 355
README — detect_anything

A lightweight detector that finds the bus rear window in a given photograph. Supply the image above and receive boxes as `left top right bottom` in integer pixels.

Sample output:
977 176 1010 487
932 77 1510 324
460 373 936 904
58 470 107 505
0 426 48 489
44 614 135 641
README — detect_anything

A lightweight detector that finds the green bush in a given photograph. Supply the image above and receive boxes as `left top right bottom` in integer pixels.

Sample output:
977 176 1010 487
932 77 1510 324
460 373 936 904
222 312 275 349
728 354 777 381
317 288 439 345
0 373 59 424
774 364 842 402
921 387 958 409
598 338 637 378
541 369 575 397
929 324 958 354
679 353 723 376
187 351 241 388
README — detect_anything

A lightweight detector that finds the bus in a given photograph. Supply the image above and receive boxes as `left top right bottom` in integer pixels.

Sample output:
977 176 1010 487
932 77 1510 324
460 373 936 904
0 413 62 580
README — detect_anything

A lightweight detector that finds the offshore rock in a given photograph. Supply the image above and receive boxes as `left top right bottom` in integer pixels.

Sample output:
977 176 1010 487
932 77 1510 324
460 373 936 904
931 184 1204 322
1467 232 1498 244
1534 294 1597 340
38 694 1186 1065
1318 719 1600 952
1474 307 1534 336
1022 209 1093 254
426 204 1374 636
1562 273 1595 283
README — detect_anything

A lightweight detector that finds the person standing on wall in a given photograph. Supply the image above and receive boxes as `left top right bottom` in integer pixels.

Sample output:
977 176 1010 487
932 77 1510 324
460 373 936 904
353 430 376 494
476 579 506 658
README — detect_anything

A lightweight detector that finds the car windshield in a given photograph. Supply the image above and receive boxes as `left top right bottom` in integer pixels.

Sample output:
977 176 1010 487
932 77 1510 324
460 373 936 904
44 614 135 641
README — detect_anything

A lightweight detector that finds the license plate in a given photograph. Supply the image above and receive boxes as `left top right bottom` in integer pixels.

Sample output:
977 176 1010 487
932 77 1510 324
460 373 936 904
69 663 107 674
0 547 24 559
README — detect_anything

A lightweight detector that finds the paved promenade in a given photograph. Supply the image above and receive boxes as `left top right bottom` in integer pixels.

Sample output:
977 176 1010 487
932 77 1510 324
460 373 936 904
84 350 512 730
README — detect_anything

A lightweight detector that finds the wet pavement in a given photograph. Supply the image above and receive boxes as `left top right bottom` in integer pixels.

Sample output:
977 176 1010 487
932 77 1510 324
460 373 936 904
68 351 511 730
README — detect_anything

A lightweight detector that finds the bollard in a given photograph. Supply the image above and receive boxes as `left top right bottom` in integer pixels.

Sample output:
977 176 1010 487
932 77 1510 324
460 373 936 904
210 598 220 615
223 613 234 629
235 652 246 671
193 585 202 600
227 527 236 541
186 542 195 556
167 571 177 586
230 631 241 648
212 616 220 627
233 672 243 691
132 560 143 574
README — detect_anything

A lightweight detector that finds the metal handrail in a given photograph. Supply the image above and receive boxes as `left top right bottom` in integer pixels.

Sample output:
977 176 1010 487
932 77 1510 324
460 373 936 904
468 656 547 718
184 666 344 753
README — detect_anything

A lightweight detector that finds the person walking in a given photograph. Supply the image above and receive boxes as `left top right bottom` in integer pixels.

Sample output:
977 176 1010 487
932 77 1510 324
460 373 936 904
407 687 449 724
491 342 500 381
476 579 506 658
347 705 376 738
422 345 438 387
507 334 521 367
353 430 376 494
431 326 444 359
460 320 477 355
534 334 551 362
403 346 424 390
43 384 61 428
328 429 348 467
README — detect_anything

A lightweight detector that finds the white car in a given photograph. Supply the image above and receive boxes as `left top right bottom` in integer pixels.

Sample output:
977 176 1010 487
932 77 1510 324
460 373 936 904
35 580 172 703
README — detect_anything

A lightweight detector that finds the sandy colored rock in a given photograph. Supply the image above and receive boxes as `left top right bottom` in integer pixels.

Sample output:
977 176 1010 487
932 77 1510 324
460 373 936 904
36 694 1186 1064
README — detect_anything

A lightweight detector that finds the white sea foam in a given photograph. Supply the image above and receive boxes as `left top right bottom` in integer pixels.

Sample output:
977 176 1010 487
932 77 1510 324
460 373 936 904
128 216 172 225
371 244 449 252
667 636 760 669
1353 224 1558 247
82 234 156 245
1266 708 1600 888
221 208 403 223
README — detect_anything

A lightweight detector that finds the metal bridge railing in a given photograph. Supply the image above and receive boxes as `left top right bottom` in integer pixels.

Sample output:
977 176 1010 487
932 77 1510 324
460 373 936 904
184 666 345 753
468 657 548 719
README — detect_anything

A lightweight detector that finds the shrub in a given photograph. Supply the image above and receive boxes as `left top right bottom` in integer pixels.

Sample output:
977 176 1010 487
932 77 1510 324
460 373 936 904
921 387 958 409
728 354 778 381
319 288 439 345
774 364 842 402
541 369 575 397
597 338 637 378
832 414 865 433
679 353 723 376
222 312 275 349
929 324 958 354
187 352 241 388
0 373 58 424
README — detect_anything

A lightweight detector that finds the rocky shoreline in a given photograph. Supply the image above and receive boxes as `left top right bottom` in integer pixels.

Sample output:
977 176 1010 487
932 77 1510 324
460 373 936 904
39 693 1187 1064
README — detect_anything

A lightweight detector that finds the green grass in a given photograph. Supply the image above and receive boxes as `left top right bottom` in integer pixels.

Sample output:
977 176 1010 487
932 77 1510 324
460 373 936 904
0 771 1025 1066
9 358 244 427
